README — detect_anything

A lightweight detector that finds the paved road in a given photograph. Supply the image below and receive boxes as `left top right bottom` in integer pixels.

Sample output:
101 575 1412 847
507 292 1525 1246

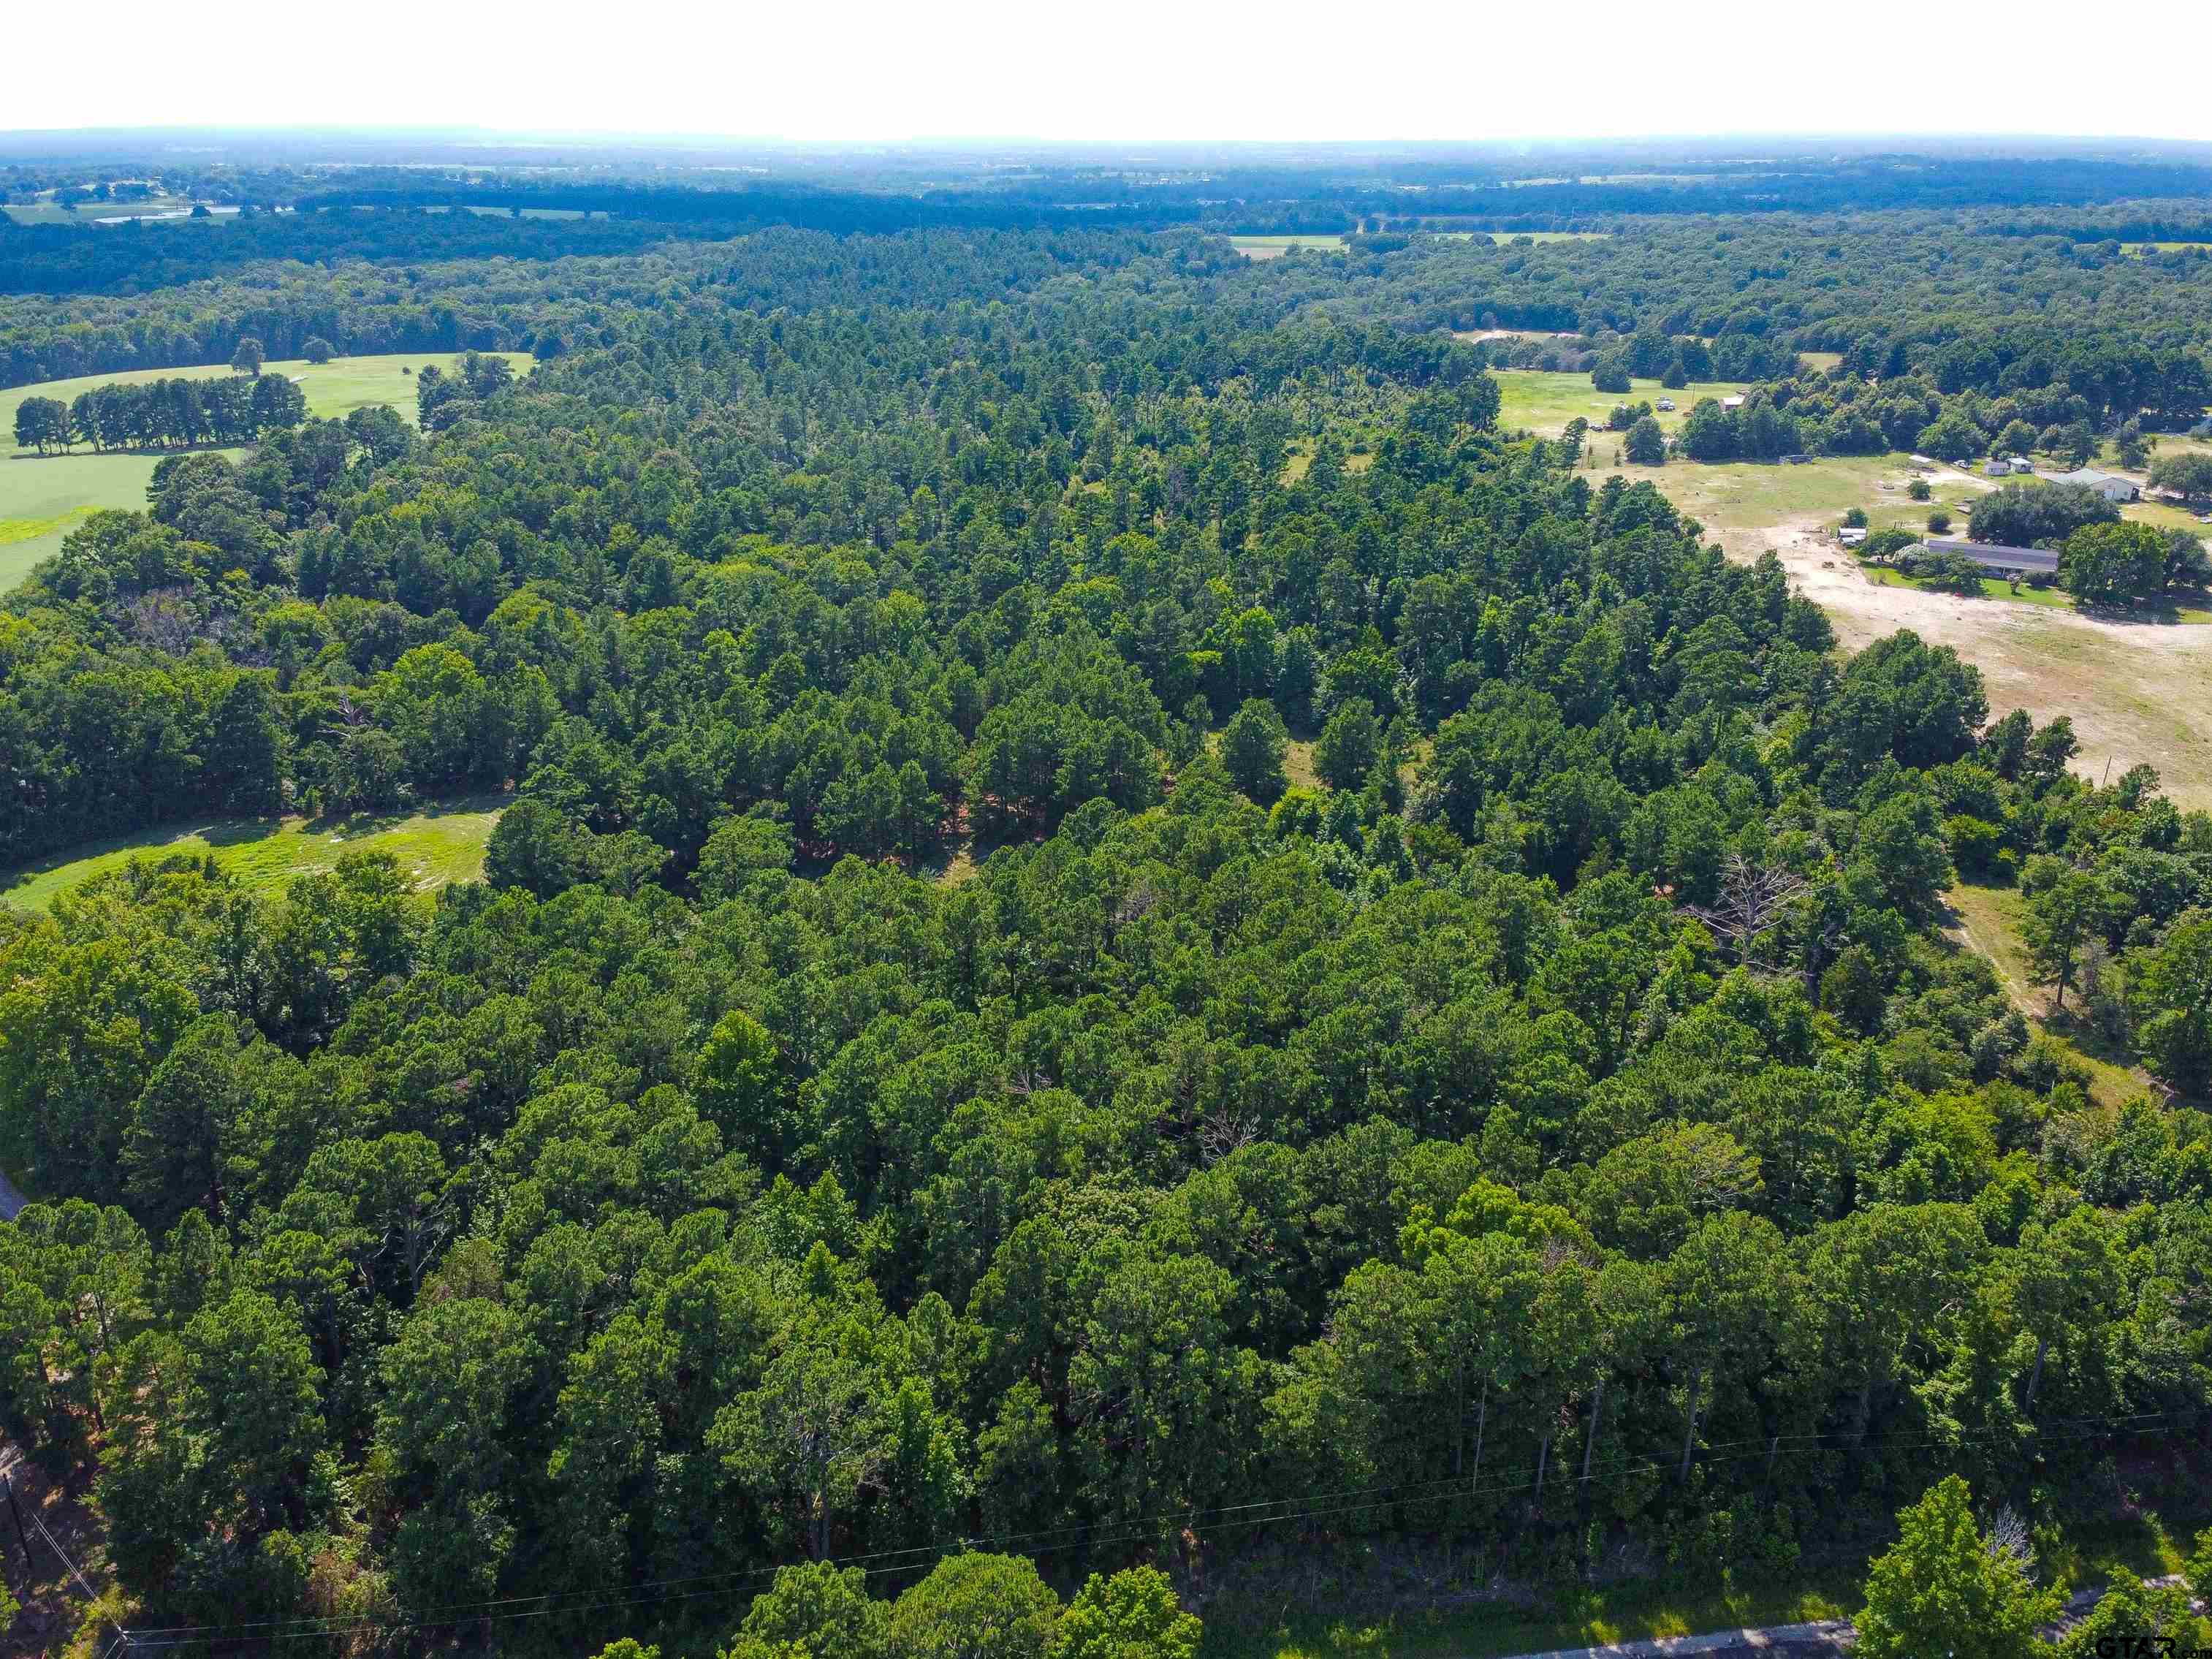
1489 1574 2200 1659
1497 1622 1852 1659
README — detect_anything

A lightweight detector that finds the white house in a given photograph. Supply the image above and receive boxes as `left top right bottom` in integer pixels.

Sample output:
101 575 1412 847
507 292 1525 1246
2052 468 2139 503
1720 395 1745 409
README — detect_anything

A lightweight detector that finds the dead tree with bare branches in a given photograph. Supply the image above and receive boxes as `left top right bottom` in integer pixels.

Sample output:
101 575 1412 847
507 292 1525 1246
1683 854 1809 971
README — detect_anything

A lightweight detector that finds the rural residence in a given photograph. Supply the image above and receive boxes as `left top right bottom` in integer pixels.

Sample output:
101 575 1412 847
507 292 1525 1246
1926 538 2060 577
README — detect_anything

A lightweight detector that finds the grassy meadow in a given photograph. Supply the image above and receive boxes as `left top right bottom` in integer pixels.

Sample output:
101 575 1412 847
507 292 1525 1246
1 351 531 591
0 795 506 914
1493 368 1753 442
1861 563 2073 609
3 195 204 226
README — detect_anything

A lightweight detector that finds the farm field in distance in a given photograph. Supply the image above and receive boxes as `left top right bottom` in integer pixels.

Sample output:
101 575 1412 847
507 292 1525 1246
1229 233 1348 257
0 794 506 913
3 194 204 224
1 350 531 591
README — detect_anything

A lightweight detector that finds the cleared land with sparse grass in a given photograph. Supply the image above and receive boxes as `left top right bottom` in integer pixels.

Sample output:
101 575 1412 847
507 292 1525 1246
1204 1576 1856 1659
1 351 531 591
0 795 506 913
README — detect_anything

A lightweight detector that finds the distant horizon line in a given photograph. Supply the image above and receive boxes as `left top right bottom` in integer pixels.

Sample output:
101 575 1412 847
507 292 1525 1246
4 125 2211 153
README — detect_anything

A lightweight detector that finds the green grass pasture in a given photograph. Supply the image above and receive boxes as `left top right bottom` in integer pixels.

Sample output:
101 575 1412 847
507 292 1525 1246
0 795 506 913
1 351 531 591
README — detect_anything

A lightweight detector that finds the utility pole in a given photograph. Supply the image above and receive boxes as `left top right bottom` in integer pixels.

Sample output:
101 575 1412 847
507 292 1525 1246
2 1470 29 1572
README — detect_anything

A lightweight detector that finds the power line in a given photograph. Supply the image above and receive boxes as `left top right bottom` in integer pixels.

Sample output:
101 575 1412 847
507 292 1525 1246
7 1467 134 1652
120 1402 2212 1650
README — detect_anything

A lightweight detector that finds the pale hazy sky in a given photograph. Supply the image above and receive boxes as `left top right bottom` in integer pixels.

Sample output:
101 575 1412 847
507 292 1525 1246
14 0 2212 144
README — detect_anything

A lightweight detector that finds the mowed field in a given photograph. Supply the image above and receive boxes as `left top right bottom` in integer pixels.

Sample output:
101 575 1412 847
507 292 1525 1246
1 351 532 591
0 795 506 914
1493 368 1754 441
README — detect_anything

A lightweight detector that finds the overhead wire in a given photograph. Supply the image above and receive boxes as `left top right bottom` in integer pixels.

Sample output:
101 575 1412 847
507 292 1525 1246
118 1401 2211 1649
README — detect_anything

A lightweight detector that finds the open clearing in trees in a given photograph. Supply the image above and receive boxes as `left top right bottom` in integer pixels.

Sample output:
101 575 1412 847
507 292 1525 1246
0 351 531 591
0 794 506 912
1229 234 1350 257
1493 368 1754 441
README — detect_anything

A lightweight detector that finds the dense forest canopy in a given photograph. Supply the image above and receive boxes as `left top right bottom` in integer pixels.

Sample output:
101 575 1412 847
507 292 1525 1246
14 191 2212 404
4 143 2212 1659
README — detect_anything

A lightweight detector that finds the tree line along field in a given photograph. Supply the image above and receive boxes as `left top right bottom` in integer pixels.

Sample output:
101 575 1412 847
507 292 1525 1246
0 351 531 591
1230 232 1615 261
